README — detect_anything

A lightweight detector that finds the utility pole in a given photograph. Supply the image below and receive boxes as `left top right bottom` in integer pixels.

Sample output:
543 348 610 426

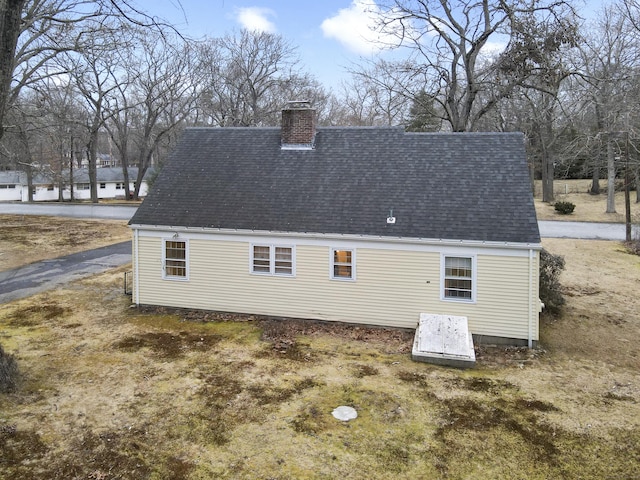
625 131 631 242
68 127 74 202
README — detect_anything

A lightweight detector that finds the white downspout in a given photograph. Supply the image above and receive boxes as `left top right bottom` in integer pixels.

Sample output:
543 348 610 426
134 228 140 305
528 248 534 349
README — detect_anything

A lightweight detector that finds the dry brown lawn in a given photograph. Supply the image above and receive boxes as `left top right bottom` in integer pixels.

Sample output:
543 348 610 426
0 215 131 271
534 179 640 222
0 218 639 479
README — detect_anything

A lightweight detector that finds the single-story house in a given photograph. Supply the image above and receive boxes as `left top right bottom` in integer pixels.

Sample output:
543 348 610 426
129 102 542 347
0 167 151 202
0 171 23 201
70 167 151 201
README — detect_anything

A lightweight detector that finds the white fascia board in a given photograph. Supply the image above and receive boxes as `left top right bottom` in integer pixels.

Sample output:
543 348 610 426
129 224 542 257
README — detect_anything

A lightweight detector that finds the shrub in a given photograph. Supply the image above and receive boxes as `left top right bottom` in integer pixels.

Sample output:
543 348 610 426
0 343 19 393
539 249 565 316
554 201 575 215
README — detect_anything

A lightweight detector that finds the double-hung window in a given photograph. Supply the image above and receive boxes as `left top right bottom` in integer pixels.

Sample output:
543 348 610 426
443 255 474 301
252 245 294 276
164 239 188 279
331 249 355 280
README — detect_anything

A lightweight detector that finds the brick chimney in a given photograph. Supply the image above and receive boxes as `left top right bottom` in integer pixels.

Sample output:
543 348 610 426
281 101 316 149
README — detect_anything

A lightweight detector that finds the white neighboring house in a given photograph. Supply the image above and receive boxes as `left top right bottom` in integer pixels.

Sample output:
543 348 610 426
66 167 152 201
0 171 23 201
0 167 152 202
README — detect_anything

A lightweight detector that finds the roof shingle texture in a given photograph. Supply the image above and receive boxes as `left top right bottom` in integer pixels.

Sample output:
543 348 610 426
130 127 540 244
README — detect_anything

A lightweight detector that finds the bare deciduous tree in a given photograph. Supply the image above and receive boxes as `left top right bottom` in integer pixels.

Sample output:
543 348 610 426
369 0 577 132
126 31 201 199
197 30 320 127
343 59 413 126
1 0 180 139
574 5 640 212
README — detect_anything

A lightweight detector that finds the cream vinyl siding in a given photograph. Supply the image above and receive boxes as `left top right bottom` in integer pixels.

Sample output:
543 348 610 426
134 233 539 341
436 255 540 341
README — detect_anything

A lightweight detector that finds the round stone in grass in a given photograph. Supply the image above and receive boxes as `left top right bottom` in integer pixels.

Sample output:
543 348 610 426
332 406 357 421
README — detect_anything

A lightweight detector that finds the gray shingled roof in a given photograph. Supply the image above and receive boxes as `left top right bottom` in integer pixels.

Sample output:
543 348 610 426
130 127 540 244
0 167 152 185
0 171 24 184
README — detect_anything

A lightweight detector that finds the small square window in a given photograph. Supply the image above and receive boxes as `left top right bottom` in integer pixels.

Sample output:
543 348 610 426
331 249 355 280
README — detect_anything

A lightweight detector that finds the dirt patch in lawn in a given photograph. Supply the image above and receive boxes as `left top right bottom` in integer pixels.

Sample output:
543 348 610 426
113 331 223 358
0 214 131 271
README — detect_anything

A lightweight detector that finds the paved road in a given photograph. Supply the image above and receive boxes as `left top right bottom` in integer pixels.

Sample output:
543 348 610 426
0 241 131 303
0 202 137 220
538 221 636 241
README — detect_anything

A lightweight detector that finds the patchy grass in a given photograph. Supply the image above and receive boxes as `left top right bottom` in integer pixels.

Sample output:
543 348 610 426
0 256 638 479
0 214 131 271
113 331 223 358
0 218 639 478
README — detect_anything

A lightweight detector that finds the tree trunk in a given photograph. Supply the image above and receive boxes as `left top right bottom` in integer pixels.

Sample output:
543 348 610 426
122 165 130 200
69 141 74 202
529 159 535 195
87 129 99 203
88 150 97 203
541 150 554 203
57 177 64 202
133 150 153 200
0 0 26 140
606 138 616 213
590 161 600 194
26 166 32 202
541 111 555 203
134 165 147 200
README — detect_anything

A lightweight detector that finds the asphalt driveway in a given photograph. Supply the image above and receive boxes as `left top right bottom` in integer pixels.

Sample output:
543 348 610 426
0 241 131 303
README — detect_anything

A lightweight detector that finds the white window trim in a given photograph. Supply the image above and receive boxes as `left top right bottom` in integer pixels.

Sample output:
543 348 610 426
250 244 295 277
440 254 476 303
330 248 356 281
162 238 189 281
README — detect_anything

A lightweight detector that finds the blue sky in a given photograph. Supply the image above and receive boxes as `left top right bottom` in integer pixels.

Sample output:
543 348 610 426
133 0 397 89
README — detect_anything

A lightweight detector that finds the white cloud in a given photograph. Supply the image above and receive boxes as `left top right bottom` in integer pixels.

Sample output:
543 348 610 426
321 0 396 55
481 40 507 56
235 7 277 33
